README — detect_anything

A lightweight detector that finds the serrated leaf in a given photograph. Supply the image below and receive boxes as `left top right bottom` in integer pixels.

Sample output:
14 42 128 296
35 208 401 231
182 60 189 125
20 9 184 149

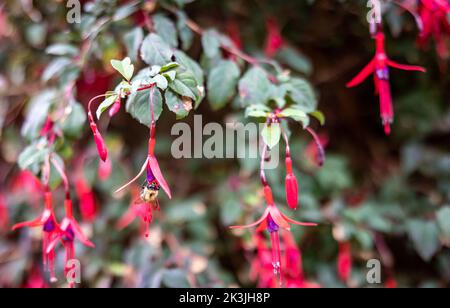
207 60 240 110
239 67 272 106
153 14 178 48
164 90 191 119
261 123 281 149
408 220 440 261
96 95 118 120
202 29 221 58
126 88 163 126
140 33 173 66
123 27 144 62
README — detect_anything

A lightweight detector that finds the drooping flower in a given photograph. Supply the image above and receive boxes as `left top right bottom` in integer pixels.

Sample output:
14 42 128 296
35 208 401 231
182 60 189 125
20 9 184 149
265 17 284 58
46 198 95 288
250 233 278 288
0 193 8 233
12 191 61 283
231 185 317 285
347 30 426 135
337 241 352 283
285 155 298 210
75 178 97 222
417 0 450 59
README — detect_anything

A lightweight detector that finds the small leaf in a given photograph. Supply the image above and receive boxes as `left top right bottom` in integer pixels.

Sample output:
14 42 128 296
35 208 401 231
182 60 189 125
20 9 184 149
165 90 190 119
61 101 86 137
238 67 272 107
111 57 134 81
286 78 317 113
149 65 161 77
310 110 326 126
42 58 73 82
46 44 79 57
202 29 221 58
207 60 240 110
21 90 57 140
163 70 177 81
408 220 440 261
177 11 193 50
140 33 174 66
96 95 118 120
173 50 204 85
18 140 50 174
245 105 270 118
152 74 169 91
112 0 140 21
276 46 313 75
261 123 281 149
160 62 180 73
280 108 309 128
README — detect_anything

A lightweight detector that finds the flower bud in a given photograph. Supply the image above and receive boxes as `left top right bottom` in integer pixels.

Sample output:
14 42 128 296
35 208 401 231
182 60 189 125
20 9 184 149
285 157 298 209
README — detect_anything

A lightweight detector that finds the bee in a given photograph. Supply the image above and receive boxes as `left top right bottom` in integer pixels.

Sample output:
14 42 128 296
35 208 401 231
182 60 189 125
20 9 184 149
140 180 161 204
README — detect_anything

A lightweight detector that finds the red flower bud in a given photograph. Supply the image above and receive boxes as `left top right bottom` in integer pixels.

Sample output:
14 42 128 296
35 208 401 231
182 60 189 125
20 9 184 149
90 122 108 162
285 157 298 209
108 99 121 118
337 242 352 283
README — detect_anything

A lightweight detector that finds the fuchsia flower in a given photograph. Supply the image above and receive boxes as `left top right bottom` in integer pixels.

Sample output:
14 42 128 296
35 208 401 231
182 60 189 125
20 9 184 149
337 241 352 283
0 193 8 232
265 17 284 58
12 191 60 282
417 0 450 59
231 185 316 285
285 155 298 210
98 158 112 181
46 198 95 288
76 178 97 222
347 30 426 135
115 122 172 237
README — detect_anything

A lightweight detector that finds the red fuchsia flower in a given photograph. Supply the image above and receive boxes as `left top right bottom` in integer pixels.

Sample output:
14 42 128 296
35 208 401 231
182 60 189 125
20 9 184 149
231 185 317 285
87 97 108 162
75 178 97 222
337 241 352 283
417 0 450 59
0 193 8 232
264 17 284 58
12 190 60 283
22 265 49 289
46 198 95 288
250 233 278 288
347 30 426 135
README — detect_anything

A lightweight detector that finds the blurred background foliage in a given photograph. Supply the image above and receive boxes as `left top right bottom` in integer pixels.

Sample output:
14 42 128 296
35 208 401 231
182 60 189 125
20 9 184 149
0 0 450 288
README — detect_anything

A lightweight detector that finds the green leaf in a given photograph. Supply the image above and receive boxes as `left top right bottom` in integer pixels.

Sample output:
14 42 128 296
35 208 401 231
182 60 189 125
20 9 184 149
408 220 440 261
140 33 174 66
285 77 317 113
276 46 313 75
153 14 178 48
18 140 50 174
207 60 240 110
111 57 134 81
21 90 57 140
42 58 73 82
163 70 177 81
202 29 221 58
162 269 190 288
261 123 281 149
279 108 309 127
126 88 163 126
46 43 79 57
170 79 195 99
112 0 140 21
123 27 144 62
238 67 272 106
176 11 193 50
61 101 86 137
245 105 270 118
437 207 450 239
310 110 326 126
152 74 169 91
160 62 180 73
173 50 204 85
96 94 118 120
164 90 191 119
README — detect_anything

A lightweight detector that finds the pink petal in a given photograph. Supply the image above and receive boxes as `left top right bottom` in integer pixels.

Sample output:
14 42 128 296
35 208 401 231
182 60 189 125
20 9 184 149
387 60 426 72
347 59 376 88
149 155 172 199
230 208 270 230
114 157 150 194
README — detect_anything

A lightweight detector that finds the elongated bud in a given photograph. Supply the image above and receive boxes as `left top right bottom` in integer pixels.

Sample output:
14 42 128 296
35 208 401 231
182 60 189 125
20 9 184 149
285 156 298 209
108 98 121 117
90 121 108 162
263 185 274 205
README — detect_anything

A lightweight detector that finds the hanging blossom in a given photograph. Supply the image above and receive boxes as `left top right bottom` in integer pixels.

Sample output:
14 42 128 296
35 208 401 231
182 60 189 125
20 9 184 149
347 29 426 135
337 241 352 284
0 193 9 233
264 17 285 58
231 129 318 286
12 116 94 286
417 0 450 59
88 75 172 237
